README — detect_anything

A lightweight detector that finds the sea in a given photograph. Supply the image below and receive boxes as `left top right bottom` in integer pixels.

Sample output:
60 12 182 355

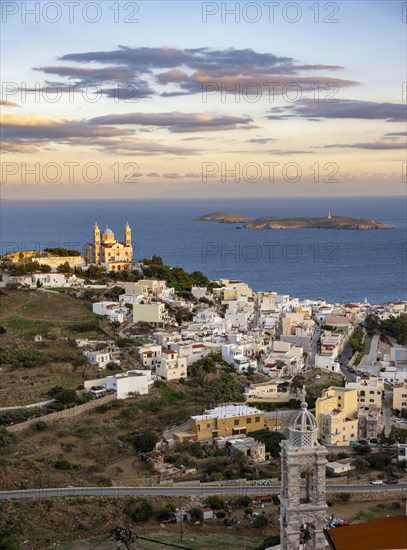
1 196 406 305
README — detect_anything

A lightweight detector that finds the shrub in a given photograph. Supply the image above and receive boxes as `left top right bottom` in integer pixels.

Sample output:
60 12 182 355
189 507 202 520
32 421 48 432
54 459 72 470
216 510 226 519
253 514 269 529
106 362 120 371
125 498 153 523
0 428 16 447
337 492 351 503
205 495 226 510
157 507 176 522
131 432 159 453
236 495 252 507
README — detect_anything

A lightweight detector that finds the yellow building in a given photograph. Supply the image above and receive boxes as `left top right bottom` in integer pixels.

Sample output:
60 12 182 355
319 409 358 446
174 404 265 443
84 223 133 272
393 382 407 411
133 302 167 325
315 387 358 445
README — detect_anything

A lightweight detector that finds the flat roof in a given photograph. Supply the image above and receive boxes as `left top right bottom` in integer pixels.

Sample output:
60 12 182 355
325 515 407 550
192 404 262 421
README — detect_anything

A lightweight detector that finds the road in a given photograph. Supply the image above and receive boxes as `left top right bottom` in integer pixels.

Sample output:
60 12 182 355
0 399 55 412
1 483 406 500
360 332 381 376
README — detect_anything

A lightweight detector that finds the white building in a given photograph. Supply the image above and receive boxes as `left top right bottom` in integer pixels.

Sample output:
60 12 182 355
84 350 113 369
138 344 162 369
92 301 128 323
105 370 151 399
264 340 304 375
156 349 188 380
168 341 211 365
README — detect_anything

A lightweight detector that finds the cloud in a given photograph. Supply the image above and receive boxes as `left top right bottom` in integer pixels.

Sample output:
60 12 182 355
322 132 407 150
88 112 253 132
34 46 358 100
0 114 198 156
246 137 278 144
267 99 407 122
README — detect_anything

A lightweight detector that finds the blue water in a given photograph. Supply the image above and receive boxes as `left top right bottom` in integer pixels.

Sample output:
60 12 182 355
1 197 406 304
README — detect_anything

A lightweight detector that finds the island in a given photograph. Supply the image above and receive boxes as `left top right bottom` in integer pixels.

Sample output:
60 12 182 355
197 212 393 230
196 211 253 223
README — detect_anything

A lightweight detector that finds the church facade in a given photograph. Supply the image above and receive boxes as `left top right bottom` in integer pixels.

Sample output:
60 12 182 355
84 223 133 272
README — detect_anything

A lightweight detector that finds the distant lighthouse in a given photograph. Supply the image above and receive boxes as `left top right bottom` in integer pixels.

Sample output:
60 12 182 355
328 211 332 219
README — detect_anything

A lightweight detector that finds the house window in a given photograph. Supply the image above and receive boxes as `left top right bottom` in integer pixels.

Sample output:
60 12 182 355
234 419 239 426
255 416 260 422
247 418 252 424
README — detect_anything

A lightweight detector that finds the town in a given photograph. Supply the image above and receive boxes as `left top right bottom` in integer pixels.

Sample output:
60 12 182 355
1 223 406 549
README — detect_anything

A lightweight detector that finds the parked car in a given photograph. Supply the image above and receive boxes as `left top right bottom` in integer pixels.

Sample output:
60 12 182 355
386 479 399 485
371 480 383 485
314 375 321 380
369 438 378 444
358 440 369 446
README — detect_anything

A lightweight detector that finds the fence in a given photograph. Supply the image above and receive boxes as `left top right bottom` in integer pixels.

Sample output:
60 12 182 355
5 395 116 433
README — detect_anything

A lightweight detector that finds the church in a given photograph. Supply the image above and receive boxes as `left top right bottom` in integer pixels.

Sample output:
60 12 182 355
84 223 133 272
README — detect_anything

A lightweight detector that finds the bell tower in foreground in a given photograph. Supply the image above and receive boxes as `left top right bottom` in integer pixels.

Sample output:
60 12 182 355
280 389 327 549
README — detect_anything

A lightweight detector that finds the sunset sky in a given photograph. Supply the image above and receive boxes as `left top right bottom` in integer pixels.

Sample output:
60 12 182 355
1 0 406 199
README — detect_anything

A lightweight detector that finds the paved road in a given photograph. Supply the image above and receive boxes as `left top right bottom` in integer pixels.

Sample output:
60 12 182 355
360 332 381 376
1 483 406 500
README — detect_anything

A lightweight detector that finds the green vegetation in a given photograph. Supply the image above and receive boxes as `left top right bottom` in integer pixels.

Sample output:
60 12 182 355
125 498 153 523
141 255 213 292
44 247 81 257
131 432 160 453
252 515 270 529
205 495 226 510
337 492 351 503
348 328 364 353
365 313 407 345
0 346 43 368
8 261 51 275
0 408 45 427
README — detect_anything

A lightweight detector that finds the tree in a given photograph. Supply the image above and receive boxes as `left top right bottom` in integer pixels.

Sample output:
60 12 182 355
57 261 73 274
0 326 7 335
132 432 159 453
125 498 153 523
253 514 270 529
205 495 226 510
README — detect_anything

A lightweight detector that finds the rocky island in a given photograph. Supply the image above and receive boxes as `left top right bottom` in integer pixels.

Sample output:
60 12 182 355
197 212 393 230
196 211 253 223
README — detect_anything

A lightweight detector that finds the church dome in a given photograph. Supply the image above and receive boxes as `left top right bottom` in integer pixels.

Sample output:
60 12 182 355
102 227 114 235
291 401 318 432
288 396 318 447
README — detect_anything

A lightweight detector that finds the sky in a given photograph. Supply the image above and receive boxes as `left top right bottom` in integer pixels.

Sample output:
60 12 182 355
1 0 406 199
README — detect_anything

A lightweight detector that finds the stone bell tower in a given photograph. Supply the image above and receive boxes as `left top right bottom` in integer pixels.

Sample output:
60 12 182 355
280 389 327 550
93 222 101 264
124 222 132 246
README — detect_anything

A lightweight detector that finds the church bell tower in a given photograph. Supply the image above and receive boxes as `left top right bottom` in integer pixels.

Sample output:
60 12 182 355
280 389 328 549
124 222 132 246
93 222 101 264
